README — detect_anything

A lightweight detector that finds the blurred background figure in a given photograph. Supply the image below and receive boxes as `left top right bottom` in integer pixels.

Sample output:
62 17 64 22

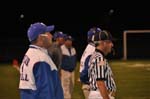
12 58 20 71
48 31 66 71
60 35 77 99
79 27 101 99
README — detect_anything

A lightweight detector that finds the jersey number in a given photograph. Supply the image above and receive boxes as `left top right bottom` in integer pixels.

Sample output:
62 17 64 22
20 55 30 81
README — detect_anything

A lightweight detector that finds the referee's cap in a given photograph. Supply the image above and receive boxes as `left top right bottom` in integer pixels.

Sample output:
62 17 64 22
87 27 102 42
27 22 54 42
92 30 114 43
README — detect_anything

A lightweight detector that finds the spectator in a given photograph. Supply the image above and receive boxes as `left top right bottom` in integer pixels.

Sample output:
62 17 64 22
60 35 77 99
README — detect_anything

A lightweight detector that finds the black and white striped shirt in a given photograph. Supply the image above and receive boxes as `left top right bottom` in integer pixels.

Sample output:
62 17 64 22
88 49 116 92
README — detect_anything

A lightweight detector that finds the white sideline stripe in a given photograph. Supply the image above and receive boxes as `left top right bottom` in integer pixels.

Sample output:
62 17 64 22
127 63 150 67
110 62 128 65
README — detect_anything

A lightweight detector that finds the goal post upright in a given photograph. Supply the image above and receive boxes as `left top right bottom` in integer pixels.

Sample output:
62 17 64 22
123 30 150 60
123 31 127 60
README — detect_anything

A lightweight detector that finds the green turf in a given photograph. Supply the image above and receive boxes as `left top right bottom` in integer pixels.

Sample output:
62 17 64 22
1 60 150 99
0 64 20 99
110 60 150 99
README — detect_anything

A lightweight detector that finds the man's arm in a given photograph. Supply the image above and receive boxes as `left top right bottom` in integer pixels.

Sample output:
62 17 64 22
97 80 109 99
33 62 54 99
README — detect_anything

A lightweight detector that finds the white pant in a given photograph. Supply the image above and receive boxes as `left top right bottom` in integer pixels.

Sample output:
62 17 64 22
61 70 75 99
82 84 90 99
88 91 115 99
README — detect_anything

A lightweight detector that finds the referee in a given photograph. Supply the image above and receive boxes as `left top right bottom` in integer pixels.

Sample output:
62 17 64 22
88 30 116 99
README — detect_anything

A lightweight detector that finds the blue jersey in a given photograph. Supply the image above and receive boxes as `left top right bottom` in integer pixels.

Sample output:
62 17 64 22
79 43 95 84
60 45 77 72
19 45 64 99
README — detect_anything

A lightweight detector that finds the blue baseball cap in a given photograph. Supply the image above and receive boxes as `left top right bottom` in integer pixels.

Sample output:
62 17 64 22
87 27 102 42
53 31 66 40
27 22 54 42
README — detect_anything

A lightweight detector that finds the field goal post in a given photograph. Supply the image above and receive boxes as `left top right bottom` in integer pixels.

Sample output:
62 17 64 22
123 30 150 60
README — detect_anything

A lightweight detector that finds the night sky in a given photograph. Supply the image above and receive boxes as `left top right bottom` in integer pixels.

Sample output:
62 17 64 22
1 2 150 62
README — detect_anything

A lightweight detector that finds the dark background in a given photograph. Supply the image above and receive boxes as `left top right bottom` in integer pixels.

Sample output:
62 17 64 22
1 1 150 62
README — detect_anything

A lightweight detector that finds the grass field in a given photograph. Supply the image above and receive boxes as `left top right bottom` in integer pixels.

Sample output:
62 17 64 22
0 60 150 99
